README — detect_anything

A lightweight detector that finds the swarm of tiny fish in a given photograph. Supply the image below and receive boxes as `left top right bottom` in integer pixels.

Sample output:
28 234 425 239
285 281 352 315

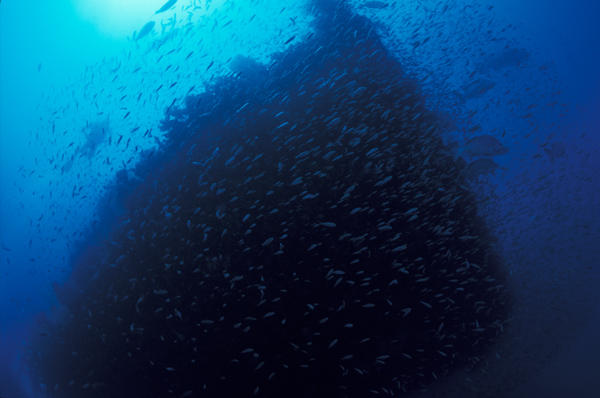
26 2 510 397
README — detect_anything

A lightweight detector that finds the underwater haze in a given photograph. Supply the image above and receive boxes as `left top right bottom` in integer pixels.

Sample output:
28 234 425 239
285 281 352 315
1 0 599 397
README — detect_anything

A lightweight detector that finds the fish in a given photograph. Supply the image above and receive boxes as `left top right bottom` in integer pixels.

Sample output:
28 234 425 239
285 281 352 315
31 2 510 397
135 21 155 41
477 47 530 73
455 78 496 102
544 141 566 163
464 158 506 179
155 0 177 14
361 1 389 9
462 134 509 157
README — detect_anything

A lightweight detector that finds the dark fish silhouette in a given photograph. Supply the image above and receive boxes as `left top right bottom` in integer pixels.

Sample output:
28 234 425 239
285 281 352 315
135 21 155 41
544 141 566 163
478 47 530 73
155 0 177 14
464 158 506 179
463 134 509 157
455 78 495 102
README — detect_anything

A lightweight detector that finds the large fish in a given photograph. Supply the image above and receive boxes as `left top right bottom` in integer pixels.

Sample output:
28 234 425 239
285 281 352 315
135 21 155 41
544 141 566 163
455 78 495 102
477 47 530 73
464 158 506 179
463 134 509 157
155 0 177 14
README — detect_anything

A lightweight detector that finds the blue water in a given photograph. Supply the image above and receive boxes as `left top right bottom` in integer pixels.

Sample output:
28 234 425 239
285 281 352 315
1 1 599 397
